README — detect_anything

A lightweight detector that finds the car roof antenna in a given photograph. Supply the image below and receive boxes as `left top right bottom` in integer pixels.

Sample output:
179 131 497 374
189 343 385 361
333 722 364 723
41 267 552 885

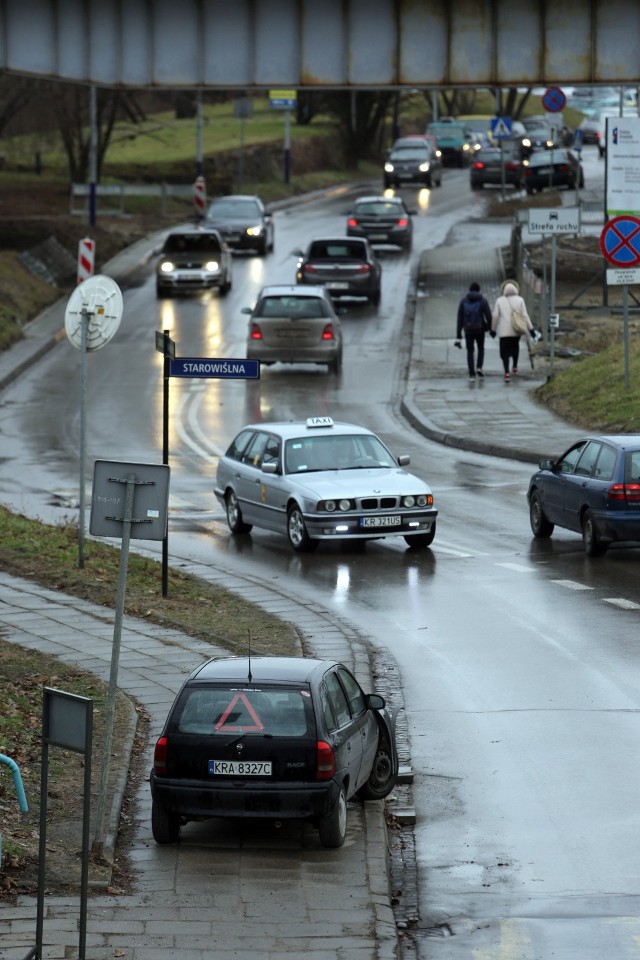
247 630 253 683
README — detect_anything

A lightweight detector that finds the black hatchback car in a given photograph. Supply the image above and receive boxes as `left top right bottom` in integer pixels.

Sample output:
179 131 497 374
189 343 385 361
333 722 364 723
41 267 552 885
346 195 414 251
527 435 640 555
383 141 443 188
523 148 584 194
150 655 398 848
295 237 382 305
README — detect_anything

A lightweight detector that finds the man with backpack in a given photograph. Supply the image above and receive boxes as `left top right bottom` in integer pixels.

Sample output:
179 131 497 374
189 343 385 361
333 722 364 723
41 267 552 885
455 281 492 379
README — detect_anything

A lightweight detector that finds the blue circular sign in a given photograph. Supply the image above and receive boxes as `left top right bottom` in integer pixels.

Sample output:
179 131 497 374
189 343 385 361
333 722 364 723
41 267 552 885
600 216 640 267
542 86 567 113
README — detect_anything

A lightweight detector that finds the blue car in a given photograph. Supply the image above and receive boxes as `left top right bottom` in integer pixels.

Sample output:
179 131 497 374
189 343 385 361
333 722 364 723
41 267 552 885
527 434 640 555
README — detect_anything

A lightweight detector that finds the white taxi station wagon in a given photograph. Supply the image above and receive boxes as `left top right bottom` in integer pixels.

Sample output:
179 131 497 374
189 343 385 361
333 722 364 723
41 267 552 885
215 417 438 552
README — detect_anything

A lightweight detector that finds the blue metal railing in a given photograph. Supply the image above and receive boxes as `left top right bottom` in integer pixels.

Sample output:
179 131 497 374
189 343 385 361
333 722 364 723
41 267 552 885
0 753 29 865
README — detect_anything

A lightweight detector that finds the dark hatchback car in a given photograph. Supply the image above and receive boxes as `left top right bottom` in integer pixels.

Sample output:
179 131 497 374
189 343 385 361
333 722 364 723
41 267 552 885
523 148 584 194
204 194 274 254
469 146 524 190
527 435 640 556
150 655 398 848
295 237 382 305
346 195 415 251
156 228 232 297
383 141 443 188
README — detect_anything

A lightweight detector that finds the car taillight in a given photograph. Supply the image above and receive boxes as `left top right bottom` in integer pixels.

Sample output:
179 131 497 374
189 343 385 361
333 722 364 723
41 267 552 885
608 482 640 501
316 740 335 780
396 217 408 227
303 263 317 273
153 736 168 776
473 161 484 169
356 264 371 274
558 164 569 172
347 218 358 227
505 162 518 171
250 323 262 340
322 323 336 341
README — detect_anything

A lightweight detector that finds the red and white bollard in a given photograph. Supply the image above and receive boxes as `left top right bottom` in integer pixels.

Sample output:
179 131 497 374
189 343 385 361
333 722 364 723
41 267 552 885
193 176 207 219
77 237 95 284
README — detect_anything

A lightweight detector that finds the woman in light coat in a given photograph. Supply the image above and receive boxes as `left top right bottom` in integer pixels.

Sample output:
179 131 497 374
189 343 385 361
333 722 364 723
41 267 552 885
491 280 533 381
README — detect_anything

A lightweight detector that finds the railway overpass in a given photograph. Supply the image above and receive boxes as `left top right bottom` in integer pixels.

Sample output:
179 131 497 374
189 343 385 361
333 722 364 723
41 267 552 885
1 0 639 89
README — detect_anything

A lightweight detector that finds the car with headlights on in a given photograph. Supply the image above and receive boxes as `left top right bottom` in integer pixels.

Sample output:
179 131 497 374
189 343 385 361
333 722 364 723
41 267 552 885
150 654 399 848
346 195 415 251
523 148 584 194
383 140 442 188
244 285 342 374
527 435 640 556
215 416 437 552
156 227 232 297
295 237 381 305
204 194 274 254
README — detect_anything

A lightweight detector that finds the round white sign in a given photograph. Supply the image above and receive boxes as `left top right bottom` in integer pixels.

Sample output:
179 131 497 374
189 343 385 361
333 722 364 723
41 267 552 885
64 274 124 351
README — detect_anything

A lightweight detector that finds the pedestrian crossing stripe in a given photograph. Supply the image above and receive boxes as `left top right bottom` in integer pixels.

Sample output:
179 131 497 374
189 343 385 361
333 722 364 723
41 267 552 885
491 117 512 138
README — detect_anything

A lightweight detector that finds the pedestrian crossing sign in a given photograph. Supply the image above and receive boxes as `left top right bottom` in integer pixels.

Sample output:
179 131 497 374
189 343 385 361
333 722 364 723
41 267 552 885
491 116 513 139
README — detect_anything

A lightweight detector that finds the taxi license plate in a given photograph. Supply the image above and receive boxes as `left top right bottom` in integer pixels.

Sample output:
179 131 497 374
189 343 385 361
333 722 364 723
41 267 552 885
326 281 349 290
209 760 272 776
360 515 401 528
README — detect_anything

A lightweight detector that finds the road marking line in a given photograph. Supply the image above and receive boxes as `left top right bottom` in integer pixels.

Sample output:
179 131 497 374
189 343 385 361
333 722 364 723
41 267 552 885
495 562 537 573
550 579 593 591
604 597 640 610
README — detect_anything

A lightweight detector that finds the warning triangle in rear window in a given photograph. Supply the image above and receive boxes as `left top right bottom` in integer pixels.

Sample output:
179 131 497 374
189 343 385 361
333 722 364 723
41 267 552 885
215 692 265 732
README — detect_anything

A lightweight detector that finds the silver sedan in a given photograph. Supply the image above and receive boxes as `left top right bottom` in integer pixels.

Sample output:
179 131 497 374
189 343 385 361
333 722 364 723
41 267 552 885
214 417 437 552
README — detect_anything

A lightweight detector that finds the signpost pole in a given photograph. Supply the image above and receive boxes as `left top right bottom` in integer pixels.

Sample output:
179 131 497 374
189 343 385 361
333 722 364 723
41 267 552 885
284 109 292 184
79 306 88 568
162 331 171 598
623 284 630 389
549 234 557 378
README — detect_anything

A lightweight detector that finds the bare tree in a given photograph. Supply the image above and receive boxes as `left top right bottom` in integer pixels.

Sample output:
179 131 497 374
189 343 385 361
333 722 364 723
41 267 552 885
52 83 146 182
0 74 34 137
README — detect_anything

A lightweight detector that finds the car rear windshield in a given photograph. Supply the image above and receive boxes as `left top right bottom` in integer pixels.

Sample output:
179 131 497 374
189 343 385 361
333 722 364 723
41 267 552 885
163 234 222 253
528 150 569 167
173 685 314 738
308 241 367 260
354 201 403 216
284 433 395 473
256 296 331 318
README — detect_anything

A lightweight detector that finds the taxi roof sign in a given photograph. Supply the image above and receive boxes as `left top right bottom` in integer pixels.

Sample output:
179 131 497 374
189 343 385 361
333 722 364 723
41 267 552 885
306 416 334 428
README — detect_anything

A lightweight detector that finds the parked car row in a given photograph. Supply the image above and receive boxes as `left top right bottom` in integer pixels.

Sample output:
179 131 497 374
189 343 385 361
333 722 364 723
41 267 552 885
469 145 584 194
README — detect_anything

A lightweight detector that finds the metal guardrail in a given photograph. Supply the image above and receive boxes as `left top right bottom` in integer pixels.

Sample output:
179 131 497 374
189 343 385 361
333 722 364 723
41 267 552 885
70 183 194 216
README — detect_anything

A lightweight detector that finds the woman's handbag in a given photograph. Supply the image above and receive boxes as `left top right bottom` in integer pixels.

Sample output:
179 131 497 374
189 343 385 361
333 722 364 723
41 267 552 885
510 304 530 336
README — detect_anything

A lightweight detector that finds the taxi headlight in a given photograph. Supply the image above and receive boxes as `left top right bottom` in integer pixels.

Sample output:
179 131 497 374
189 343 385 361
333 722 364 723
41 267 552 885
402 494 430 507
205 260 219 271
319 498 354 512
160 260 175 273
